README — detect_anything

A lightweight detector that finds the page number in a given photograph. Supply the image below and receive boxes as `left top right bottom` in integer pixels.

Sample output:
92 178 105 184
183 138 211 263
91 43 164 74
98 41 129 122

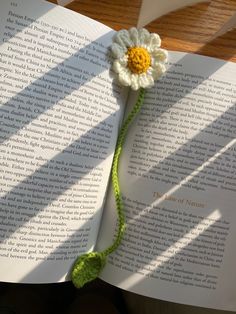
10 2 17 7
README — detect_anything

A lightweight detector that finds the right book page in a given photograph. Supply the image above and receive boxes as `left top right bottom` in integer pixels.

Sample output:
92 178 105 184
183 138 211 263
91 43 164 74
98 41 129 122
97 52 236 311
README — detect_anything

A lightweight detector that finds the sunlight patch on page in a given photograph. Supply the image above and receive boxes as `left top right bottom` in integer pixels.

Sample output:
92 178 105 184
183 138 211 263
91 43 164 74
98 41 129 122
0 1 118 196
151 138 236 208
147 58 236 166
119 209 221 289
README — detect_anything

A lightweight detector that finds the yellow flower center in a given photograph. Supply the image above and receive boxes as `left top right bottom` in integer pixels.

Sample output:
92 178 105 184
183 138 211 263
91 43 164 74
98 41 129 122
127 47 151 74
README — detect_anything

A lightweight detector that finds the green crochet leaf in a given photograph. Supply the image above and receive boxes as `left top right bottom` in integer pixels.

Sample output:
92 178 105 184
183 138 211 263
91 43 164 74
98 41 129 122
71 252 106 288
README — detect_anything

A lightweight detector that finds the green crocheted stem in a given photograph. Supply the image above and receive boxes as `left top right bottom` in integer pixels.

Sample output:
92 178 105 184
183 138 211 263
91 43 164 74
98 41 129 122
103 87 146 256
71 88 146 288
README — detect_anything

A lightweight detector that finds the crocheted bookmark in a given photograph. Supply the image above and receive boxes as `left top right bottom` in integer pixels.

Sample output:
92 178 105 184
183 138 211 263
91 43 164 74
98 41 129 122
71 27 168 288
71 88 146 288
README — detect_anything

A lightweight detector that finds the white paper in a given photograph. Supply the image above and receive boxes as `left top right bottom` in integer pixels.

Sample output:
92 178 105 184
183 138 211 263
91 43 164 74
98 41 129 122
137 0 209 27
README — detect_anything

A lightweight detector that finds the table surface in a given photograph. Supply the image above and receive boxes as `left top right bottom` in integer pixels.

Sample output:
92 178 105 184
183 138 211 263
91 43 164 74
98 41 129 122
49 0 236 62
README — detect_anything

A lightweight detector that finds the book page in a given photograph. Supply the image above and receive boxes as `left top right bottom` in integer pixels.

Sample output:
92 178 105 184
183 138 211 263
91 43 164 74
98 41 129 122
97 52 236 311
0 0 126 283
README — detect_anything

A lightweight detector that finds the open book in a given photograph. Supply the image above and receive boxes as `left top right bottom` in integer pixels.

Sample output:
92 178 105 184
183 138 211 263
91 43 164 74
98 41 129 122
0 0 235 311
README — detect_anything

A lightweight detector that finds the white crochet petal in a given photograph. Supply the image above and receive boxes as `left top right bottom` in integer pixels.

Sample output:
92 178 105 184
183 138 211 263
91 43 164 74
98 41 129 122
118 69 132 86
138 28 150 46
152 61 166 73
150 63 166 79
130 74 140 90
113 59 126 73
111 43 127 58
114 29 133 49
118 55 128 66
148 68 158 80
128 27 140 46
139 73 154 89
150 48 168 61
146 33 161 48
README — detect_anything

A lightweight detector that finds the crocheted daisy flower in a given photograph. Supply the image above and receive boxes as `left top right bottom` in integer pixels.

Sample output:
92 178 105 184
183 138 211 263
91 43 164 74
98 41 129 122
111 28 168 90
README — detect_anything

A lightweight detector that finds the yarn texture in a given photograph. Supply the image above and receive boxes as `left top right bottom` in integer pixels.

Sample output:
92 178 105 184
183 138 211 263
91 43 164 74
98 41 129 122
71 88 146 288
72 252 106 288
71 28 168 289
112 27 168 90
127 47 151 74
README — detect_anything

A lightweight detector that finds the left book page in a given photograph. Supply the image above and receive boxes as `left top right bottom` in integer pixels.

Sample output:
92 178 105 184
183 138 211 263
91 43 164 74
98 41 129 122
0 0 126 283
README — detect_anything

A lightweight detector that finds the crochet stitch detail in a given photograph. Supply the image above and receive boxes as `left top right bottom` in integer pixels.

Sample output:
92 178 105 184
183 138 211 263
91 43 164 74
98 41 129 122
127 47 151 74
71 28 168 289
112 28 168 90
71 252 106 288
71 88 146 288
